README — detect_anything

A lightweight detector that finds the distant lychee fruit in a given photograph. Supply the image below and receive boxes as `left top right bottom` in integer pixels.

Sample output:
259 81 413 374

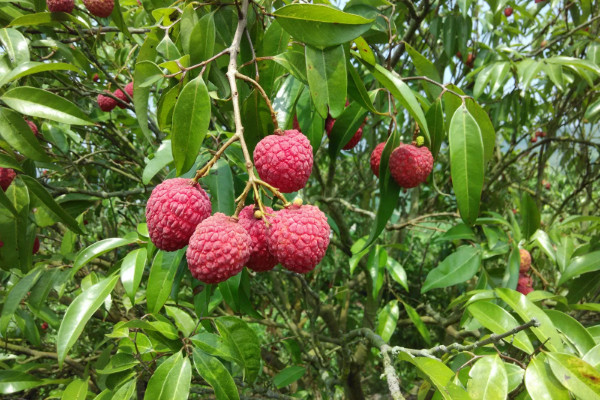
114 89 128 109
519 249 531 272
93 73 99 82
25 119 39 137
0 168 17 191
540 40 548 48
535 0 545 3
186 213 251 284
47 0 74 13
517 272 533 295
267 204 330 273
83 0 114 17
41 322 49 330
145 178 212 251
456 51 462 59
370 142 386 177
254 129 313 193
125 82 134 98
389 144 433 188
536 131 546 138
97 93 117 112
545 182 551 190
531 136 538 143
504 7 513 17
32 237 40 255
466 53 475 68
238 205 278 272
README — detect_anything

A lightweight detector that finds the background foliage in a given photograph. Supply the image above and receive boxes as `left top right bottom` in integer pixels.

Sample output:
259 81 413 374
1 0 600 399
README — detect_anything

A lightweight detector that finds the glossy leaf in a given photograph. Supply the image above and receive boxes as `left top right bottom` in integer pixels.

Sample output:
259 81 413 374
134 58 162 143
449 104 484 225
57 275 119 367
147 250 185 313
274 366 306 389
403 302 431 345
377 300 399 343
144 352 191 400
426 98 444 158
1 87 93 125
165 306 195 337
143 140 173 184
0 62 81 86
547 352 600 399
61 378 88 400
422 246 481 293
0 267 43 336
189 13 215 75
0 107 51 162
525 354 570 400
215 316 261 383
192 348 239 400
467 355 508 400
9 12 88 28
305 44 347 119
464 99 495 163
203 159 234 215
73 237 137 276
0 28 29 66
558 250 600 284
386 257 408 291
274 4 373 49
120 248 147 303
521 192 540 239
545 309 595 355
328 102 368 156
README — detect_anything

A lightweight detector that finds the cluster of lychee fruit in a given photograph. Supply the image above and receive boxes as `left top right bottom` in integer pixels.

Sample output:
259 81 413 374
517 249 534 295
530 130 546 143
97 82 133 112
369 141 433 188
146 129 330 284
47 0 114 17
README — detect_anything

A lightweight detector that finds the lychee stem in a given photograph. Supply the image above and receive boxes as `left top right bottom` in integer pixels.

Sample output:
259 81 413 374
193 134 239 181
234 72 279 132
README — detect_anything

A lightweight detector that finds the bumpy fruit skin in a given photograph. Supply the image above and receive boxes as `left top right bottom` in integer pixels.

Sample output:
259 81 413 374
254 129 313 193
32 237 40 255
97 93 117 112
267 204 330 273
47 0 74 13
83 0 114 17
517 272 533 295
389 144 433 188
519 249 531 272
186 213 251 284
26 119 39 137
370 143 386 177
504 7 513 16
146 178 212 251
238 205 278 272
125 82 134 97
0 168 17 191
114 89 128 109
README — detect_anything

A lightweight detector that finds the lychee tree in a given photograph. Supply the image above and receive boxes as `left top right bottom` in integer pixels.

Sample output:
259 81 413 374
1 0 600 399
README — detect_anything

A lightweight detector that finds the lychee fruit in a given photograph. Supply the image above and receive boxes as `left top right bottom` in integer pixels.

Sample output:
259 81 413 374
517 272 533 295
41 322 49 330
114 89 128 109
93 73 99 82
293 115 300 131
145 178 212 251
238 205 278 272
504 7 513 17
267 204 330 273
186 213 251 284
545 182 551 190
531 136 538 143
125 82 134 97
456 51 462 59
466 53 475 68
97 93 117 112
517 283 533 295
47 0 74 13
83 0 114 17
519 249 531 272
325 115 336 135
0 168 17 191
25 119 39 137
370 142 386 177
388 144 433 188
253 129 313 193
32 237 40 255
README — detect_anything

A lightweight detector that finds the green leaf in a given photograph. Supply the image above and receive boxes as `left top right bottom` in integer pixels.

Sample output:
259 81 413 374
202 159 234 214
422 246 481 293
272 51 307 84
189 13 215 75
0 267 43 336
172 75 211 175
328 102 367 156
558 250 600 284
190 332 238 362
546 352 600 399
305 44 347 119
144 352 192 400
495 288 563 352
449 104 484 225
20 175 84 234
0 28 29 66
57 275 119 367
425 98 444 159
403 302 431 345
112 379 136 400
192 348 239 400
0 371 46 394
525 354 570 400
0 61 81 86
96 353 139 374
0 107 51 162
404 43 442 99
1 87 93 125
274 4 373 49
464 99 495 164
386 257 408 291
120 248 147 304
73 237 137 276
165 306 195 337
377 300 399 343
0 153 22 171
467 355 508 400
134 58 162 143
143 140 173 184
258 20 290 95
61 378 88 400
545 309 595 355
215 316 261 383
467 301 534 353
147 250 184 313
9 12 88 28
521 192 540 239
273 366 306 389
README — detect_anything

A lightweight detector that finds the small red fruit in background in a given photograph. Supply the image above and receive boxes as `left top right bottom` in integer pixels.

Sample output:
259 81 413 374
0 168 17 191
504 7 513 17
41 322 49 330
370 143 386 177
25 119 39 137
97 93 117 112
466 53 475 68
114 89 128 109
47 0 74 13
531 136 537 143
32 237 40 255
93 73 99 82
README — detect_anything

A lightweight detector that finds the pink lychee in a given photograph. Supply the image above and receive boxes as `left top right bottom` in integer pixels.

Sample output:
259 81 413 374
238 205 278 272
388 144 433 188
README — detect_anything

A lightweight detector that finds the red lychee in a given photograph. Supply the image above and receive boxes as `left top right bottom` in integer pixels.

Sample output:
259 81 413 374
466 53 475 68
186 213 251 284
388 144 433 188
370 142 386 177
519 249 531 272
32 237 40 255
125 82 134 97
47 0 74 13
293 115 300 131
517 284 533 295
238 205 278 272
267 204 330 274
145 178 212 251
504 7 513 17
253 129 313 193
0 168 17 191
114 89 128 109
93 73 99 82
97 93 117 112
325 115 336 135
41 322 49 330
531 136 538 143
25 119 39 137
83 0 114 17
456 51 462 59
